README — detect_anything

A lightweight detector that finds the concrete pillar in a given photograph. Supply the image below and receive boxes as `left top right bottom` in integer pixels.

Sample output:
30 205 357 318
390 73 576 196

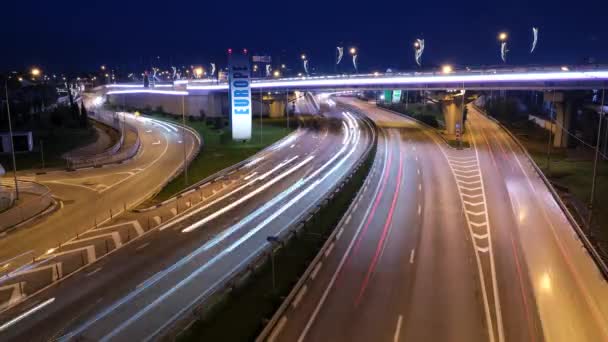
544 92 571 148
268 100 286 118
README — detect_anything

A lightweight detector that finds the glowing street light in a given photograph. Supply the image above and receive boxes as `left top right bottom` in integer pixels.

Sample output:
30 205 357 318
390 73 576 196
194 67 204 78
101 65 106 71
498 32 508 42
442 65 453 74
301 54 309 75
30 67 41 77
349 47 358 73
273 70 281 78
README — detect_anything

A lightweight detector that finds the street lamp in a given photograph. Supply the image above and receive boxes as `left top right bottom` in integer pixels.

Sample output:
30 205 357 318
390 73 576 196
349 47 358 73
194 67 203 79
273 70 281 78
499 32 509 63
301 54 309 76
30 67 41 78
442 65 453 74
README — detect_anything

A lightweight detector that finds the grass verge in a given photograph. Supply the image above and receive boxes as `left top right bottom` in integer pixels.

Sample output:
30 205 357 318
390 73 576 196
144 113 294 202
176 136 377 342
0 125 98 171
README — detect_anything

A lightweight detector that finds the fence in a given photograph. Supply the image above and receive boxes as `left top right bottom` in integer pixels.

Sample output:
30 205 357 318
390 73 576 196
63 110 141 169
0 180 54 234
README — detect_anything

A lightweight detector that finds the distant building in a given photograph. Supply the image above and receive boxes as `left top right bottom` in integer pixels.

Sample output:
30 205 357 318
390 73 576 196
0 132 34 153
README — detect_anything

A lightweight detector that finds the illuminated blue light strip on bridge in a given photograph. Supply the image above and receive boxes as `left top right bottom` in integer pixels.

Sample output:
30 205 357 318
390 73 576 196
106 69 608 94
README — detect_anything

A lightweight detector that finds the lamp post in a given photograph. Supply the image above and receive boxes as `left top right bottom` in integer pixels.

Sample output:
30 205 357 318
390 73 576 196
3 81 19 200
349 47 358 73
588 88 606 227
301 54 308 76
499 32 508 63
266 235 281 292
182 95 188 186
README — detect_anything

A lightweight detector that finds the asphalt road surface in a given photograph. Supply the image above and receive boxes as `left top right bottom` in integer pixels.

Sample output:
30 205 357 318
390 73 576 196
0 110 200 275
0 106 373 341
273 98 608 342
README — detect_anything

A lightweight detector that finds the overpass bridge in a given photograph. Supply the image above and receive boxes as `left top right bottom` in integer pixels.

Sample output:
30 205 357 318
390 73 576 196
104 65 608 96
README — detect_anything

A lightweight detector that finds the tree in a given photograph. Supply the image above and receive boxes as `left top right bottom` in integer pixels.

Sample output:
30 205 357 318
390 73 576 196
79 101 88 127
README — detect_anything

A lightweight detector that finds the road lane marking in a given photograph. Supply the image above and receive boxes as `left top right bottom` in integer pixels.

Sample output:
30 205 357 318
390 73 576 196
393 315 403 342
86 268 102 277
324 243 335 258
418 183 421 192
418 204 422 216
336 227 345 240
292 285 308 308
344 214 352 225
135 242 150 251
0 298 55 332
268 316 288 342
311 262 323 280
409 249 416 264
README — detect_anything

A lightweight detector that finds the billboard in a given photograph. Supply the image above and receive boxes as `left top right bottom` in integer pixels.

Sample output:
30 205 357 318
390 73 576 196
392 90 402 103
229 54 252 140
252 55 272 63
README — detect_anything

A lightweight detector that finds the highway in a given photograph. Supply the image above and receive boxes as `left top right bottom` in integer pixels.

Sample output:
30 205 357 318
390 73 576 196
0 109 200 276
0 106 373 341
272 98 608 342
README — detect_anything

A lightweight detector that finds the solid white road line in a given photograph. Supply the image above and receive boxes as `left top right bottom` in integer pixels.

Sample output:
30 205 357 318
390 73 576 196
297 133 390 342
393 315 403 342
409 249 416 264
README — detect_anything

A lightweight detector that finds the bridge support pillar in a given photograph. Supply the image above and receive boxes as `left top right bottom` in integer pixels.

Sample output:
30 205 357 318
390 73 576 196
544 92 572 148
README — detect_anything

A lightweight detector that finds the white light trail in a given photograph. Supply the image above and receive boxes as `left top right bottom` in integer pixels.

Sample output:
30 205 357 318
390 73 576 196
0 298 55 332
107 89 188 96
531 27 539 53
182 155 311 233
337 47 344 65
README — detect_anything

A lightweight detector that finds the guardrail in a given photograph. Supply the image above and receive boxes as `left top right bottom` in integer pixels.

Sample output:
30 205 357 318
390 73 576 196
254 114 378 342
472 104 608 280
164 116 378 340
134 116 313 212
0 180 55 234
63 109 141 169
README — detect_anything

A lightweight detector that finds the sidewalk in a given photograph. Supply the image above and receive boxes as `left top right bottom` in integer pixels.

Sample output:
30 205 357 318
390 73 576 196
0 180 56 235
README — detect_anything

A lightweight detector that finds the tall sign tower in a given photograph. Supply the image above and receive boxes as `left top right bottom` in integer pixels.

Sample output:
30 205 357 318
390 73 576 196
228 49 252 140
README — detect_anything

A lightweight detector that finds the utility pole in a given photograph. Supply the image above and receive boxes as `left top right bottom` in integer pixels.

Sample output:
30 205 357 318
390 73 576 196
588 88 605 227
182 95 188 185
40 139 45 169
546 91 555 177
260 87 263 144
4 81 19 200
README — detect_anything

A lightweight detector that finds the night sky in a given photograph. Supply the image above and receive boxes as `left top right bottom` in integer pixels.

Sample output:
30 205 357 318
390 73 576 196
2 0 607 73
